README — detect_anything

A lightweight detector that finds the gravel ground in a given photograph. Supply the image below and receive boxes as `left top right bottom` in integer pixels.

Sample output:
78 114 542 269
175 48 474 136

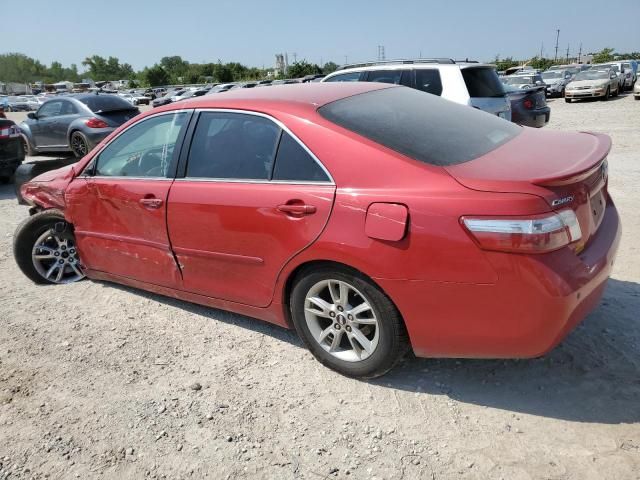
0 95 639 480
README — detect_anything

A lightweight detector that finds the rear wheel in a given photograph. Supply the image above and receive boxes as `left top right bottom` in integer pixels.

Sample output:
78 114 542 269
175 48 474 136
70 131 89 159
13 210 85 285
602 87 610 101
290 266 408 378
21 135 34 157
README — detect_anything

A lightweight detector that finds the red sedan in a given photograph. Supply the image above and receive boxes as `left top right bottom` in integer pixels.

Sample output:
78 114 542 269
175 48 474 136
13 83 621 378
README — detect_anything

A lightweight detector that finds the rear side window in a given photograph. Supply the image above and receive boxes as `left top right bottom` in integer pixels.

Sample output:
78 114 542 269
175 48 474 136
273 133 330 182
415 69 443 95
366 70 403 85
461 67 505 98
324 72 362 82
318 87 521 167
186 112 280 180
79 94 136 113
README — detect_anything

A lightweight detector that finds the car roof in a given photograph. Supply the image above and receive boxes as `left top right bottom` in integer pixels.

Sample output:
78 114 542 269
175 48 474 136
326 63 495 76
152 82 393 116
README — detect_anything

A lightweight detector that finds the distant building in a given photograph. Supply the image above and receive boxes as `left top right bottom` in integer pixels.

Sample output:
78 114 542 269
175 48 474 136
0 82 31 95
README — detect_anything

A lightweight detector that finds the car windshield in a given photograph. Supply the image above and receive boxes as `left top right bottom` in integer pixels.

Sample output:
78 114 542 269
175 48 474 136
504 76 535 85
575 71 609 80
318 86 521 167
542 71 563 79
78 94 137 113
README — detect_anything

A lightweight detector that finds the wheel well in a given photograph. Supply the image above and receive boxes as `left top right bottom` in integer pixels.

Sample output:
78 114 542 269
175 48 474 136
281 260 406 331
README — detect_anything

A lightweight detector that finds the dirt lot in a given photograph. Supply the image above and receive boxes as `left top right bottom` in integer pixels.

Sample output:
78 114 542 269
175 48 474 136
1 95 639 480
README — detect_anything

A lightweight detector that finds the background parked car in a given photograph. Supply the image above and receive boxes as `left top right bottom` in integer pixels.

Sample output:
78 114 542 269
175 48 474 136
152 88 184 107
565 69 620 102
175 88 210 101
205 84 235 94
541 69 573 97
20 93 140 158
620 61 637 91
502 73 545 89
634 80 640 100
6 96 32 112
503 83 550 128
322 59 512 120
592 63 625 92
0 118 24 181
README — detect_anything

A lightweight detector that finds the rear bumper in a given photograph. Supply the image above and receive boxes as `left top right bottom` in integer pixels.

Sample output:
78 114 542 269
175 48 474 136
378 201 621 359
83 129 113 150
514 107 550 128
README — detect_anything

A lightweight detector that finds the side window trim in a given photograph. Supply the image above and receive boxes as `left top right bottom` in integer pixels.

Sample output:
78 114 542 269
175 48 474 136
176 108 334 185
86 109 194 179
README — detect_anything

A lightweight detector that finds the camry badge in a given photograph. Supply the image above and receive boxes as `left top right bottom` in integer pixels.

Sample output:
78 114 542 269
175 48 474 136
552 196 574 207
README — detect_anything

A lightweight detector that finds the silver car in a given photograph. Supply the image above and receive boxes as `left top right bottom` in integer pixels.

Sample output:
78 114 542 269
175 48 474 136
322 59 512 121
565 69 620 102
541 69 573 97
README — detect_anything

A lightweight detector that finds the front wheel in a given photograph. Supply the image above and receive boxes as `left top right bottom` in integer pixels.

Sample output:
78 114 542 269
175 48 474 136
565 98 572 103
13 210 85 284
290 266 408 378
602 87 610 101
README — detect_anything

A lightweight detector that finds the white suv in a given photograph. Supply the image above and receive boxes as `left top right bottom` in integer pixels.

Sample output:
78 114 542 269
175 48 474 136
322 59 511 121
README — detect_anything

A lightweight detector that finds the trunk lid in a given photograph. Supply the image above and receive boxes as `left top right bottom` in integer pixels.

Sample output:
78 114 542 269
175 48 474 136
446 128 611 248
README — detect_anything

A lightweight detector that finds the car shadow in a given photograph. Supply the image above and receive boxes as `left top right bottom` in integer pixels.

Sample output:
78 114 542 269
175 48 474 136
0 182 17 200
99 277 640 424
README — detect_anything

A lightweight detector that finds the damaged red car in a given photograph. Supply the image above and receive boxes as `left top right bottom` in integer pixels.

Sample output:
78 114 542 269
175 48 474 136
13 83 621 378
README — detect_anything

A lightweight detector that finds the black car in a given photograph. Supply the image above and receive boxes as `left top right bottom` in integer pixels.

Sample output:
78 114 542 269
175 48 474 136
0 119 25 181
504 84 550 128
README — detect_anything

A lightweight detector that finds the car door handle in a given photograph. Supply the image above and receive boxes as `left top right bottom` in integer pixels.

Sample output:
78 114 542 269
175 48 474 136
139 198 163 209
277 204 317 215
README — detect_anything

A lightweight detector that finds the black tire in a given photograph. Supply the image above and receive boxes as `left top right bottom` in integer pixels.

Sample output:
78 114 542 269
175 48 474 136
70 131 90 159
13 209 83 285
290 266 409 379
602 87 610 101
565 98 572 103
635 96 640 101
21 135 35 157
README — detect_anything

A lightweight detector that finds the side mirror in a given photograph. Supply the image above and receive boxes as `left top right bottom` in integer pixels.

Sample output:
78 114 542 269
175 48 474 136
27 112 37 120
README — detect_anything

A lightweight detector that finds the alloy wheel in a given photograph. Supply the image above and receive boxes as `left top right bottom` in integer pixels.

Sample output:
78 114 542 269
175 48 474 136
71 133 88 157
303 279 380 362
31 229 84 284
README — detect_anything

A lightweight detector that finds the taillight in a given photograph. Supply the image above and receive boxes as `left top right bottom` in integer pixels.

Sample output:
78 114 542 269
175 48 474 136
85 117 108 128
461 210 582 254
0 125 20 139
523 99 534 110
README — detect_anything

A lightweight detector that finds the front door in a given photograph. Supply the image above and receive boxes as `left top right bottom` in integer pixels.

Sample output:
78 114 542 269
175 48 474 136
32 100 64 148
65 111 191 288
167 111 335 307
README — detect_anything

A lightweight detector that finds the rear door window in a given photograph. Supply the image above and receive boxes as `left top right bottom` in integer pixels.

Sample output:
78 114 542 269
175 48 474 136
78 95 137 113
324 72 363 82
415 69 443 95
461 67 505 98
365 70 403 85
186 112 280 180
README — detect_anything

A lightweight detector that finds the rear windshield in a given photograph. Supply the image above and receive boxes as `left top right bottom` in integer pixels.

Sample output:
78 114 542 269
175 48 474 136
462 67 505 98
318 86 521 167
78 95 136 113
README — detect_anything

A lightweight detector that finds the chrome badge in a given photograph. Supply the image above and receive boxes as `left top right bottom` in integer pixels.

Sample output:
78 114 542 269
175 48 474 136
552 196 574 207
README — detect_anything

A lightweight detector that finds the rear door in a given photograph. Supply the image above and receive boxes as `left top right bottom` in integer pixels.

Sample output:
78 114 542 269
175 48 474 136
460 66 511 120
65 110 191 287
167 110 335 307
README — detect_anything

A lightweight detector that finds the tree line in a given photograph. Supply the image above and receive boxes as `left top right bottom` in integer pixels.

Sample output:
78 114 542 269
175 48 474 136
493 48 640 72
0 53 339 87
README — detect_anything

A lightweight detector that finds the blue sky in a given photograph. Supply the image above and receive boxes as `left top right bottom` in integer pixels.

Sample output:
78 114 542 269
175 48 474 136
4 0 639 70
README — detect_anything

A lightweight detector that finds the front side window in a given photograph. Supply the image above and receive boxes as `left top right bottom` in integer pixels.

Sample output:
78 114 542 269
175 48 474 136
273 133 330 182
415 69 443 95
186 112 280 180
37 101 62 118
95 112 187 177
324 72 362 82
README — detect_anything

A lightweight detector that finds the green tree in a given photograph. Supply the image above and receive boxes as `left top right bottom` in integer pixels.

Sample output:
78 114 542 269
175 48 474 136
160 56 189 83
592 48 615 64
322 61 338 74
287 60 322 78
528 56 555 71
145 65 170 87
493 55 520 72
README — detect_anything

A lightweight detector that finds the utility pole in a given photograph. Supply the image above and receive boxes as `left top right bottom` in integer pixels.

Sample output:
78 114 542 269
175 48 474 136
292 52 297 63
377 45 385 61
540 42 544 59
554 29 560 62
344 55 348 65
566 44 570 62
578 42 583 63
